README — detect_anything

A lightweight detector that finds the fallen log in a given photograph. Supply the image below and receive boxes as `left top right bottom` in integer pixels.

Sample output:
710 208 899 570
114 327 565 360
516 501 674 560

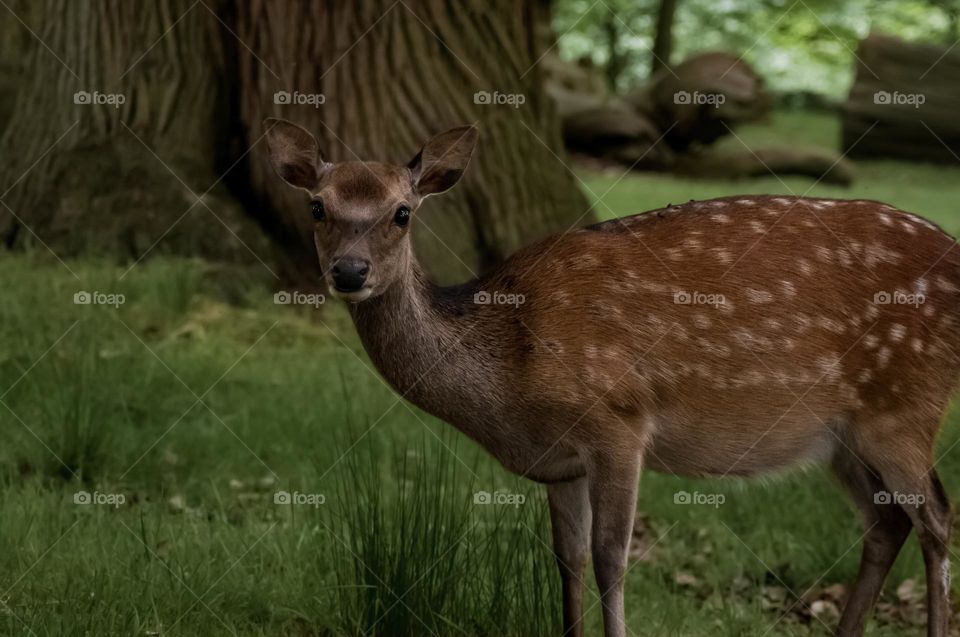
843 32 960 163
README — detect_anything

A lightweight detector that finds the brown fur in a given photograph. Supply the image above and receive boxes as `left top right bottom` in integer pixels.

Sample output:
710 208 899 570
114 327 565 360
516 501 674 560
265 118 957 637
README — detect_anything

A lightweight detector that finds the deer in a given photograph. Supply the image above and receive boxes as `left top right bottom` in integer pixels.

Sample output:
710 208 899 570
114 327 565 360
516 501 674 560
264 117 958 637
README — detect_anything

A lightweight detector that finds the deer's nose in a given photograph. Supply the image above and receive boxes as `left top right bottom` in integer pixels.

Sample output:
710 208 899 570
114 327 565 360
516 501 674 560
331 258 370 292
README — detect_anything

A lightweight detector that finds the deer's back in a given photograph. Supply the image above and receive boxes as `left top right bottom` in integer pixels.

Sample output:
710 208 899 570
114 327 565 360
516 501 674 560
477 196 960 475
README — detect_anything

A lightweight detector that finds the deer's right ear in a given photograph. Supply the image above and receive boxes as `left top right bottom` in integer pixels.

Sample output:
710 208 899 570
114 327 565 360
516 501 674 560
264 118 329 190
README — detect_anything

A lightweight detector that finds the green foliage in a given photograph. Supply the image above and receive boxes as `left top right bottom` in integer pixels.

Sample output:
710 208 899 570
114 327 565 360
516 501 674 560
552 0 960 97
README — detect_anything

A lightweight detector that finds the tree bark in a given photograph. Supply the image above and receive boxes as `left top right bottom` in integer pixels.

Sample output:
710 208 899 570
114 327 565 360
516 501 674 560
234 0 591 283
0 0 275 270
650 0 678 77
1 1 590 284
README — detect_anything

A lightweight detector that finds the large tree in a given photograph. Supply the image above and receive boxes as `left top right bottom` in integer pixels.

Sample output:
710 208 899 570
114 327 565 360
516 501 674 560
0 0 591 283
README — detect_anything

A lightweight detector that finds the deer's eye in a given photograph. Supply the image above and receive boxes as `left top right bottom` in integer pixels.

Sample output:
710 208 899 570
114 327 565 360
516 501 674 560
394 205 411 227
310 199 325 221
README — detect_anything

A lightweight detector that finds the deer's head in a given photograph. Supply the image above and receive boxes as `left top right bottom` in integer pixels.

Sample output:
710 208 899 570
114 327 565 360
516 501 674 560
264 118 478 302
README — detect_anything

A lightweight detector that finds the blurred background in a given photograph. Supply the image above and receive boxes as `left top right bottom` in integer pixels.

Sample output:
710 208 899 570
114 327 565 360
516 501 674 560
1 1 959 635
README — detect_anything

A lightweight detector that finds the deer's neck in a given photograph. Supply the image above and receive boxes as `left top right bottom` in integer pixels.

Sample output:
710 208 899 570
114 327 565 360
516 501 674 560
348 257 502 431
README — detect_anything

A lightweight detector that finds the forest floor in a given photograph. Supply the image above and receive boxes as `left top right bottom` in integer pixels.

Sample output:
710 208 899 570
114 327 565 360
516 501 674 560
3 110 960 636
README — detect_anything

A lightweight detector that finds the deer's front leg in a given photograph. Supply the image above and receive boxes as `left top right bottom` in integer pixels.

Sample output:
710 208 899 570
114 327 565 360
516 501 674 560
547 477 591 637
588 453 642 637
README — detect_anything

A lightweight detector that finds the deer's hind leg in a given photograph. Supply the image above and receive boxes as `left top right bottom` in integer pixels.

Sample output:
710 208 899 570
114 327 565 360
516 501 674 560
831 447 912 637
848 413 953 637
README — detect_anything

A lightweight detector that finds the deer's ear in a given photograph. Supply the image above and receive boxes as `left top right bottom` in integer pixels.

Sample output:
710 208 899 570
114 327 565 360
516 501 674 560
408 125 478 197
264 118 329 190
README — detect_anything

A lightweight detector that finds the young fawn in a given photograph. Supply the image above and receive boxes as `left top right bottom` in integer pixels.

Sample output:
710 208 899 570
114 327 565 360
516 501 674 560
265 118 957 637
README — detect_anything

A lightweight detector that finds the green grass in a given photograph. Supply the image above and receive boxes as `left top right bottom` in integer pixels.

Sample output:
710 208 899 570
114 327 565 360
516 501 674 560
581 110 960 238
2 110 960 636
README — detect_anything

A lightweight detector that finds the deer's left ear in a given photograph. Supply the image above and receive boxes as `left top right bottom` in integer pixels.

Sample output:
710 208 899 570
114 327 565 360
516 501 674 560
408 125 478 197
264 118 330 190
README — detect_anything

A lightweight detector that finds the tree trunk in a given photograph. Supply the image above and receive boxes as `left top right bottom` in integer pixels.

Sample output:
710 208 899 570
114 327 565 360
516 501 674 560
651 0 678 77
0 0 275 272
234 0 591 283
2 1 590 284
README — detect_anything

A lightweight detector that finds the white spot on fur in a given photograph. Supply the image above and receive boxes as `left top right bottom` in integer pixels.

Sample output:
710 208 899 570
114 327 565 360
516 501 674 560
692 314 712 329
749 220 765 234
712 248 733 264
711 213 732 223
815 246 833 263
780 280 797 297
911 338 924 353
877 213 893 226
798 259 814 276
935 275 959 292
818 317 846 334
863 334 880 350
737 198 755 205
876 346 892 369
889 324 907 343
746 288 774 304
900 220 917 235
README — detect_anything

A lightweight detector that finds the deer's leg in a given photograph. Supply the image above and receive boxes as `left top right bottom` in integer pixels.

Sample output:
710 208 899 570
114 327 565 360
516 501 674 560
856 418 953 637
831 448 912 637
547 477 591 637
587 453 642 637
874 465 952 637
